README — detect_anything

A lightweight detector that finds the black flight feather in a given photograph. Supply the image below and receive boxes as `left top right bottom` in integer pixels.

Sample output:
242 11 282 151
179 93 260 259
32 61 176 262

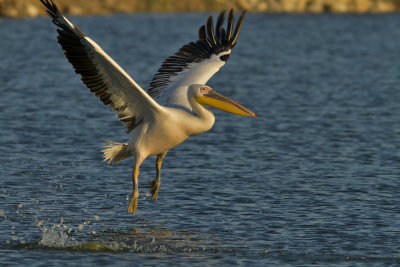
40 0 140 132
147 9 246 99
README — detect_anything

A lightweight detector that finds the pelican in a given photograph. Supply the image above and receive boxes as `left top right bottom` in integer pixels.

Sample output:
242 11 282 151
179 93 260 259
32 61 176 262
40 0 256 213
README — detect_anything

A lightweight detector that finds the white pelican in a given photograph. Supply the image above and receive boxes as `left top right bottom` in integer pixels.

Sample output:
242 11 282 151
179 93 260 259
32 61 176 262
41 0 256 213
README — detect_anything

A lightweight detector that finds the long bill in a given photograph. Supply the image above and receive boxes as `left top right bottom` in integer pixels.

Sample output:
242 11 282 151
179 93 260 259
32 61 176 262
195 90 257 117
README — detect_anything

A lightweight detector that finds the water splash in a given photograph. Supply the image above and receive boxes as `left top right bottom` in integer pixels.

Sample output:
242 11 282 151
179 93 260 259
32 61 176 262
3 207 233 253
0 209 6 219
38 218 76 248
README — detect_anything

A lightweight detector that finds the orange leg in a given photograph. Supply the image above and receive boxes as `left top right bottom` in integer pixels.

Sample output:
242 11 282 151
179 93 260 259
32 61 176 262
128 165 139 213
149 152 167 200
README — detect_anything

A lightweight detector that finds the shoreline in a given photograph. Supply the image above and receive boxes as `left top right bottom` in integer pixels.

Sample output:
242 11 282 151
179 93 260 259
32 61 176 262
1 0 399 18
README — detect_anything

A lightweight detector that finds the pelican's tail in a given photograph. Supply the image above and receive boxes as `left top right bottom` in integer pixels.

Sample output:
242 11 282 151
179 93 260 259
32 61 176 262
102 140 130 164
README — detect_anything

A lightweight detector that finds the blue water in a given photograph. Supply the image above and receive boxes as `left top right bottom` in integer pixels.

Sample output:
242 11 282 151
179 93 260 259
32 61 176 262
1 12 400 266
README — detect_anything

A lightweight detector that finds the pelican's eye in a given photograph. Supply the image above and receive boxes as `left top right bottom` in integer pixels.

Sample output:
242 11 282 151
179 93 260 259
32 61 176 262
200 86 210 93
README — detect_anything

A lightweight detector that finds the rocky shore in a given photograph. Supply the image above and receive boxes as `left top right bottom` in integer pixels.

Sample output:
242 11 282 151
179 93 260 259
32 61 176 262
1 0 399 18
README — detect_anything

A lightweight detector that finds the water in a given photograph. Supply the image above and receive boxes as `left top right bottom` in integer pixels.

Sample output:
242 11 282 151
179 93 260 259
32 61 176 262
1 12 400 266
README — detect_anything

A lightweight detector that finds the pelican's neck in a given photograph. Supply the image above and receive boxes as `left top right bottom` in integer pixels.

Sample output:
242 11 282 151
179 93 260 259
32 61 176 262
187 97 215 135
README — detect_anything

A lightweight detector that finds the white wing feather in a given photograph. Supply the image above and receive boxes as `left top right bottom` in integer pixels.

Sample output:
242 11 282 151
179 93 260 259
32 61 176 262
157 52 229 110
146 9 246 112
41 0 164 132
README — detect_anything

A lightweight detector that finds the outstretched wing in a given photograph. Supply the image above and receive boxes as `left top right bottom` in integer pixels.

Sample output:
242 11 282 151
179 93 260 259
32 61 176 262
40 0 162 132
147 9 246 103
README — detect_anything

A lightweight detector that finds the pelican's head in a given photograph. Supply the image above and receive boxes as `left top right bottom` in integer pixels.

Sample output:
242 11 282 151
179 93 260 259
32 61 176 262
192 85 257 117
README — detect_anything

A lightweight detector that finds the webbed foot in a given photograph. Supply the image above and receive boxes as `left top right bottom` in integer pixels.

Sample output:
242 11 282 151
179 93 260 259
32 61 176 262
128 196 138 213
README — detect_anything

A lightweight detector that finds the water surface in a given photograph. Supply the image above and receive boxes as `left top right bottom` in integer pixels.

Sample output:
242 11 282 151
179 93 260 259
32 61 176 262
1 13 400 266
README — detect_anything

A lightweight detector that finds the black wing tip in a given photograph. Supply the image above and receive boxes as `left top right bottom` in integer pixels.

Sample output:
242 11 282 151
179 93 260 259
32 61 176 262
147 9 247 99
200 8 247 50
215 10 226 42
216 9 227 24
227 9 247 19
238 10 248 22
229 10 247 47
206 16 217 45
40 0 60 18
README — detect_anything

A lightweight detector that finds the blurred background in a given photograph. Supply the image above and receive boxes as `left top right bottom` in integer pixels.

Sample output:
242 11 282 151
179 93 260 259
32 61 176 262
1 0 400 18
